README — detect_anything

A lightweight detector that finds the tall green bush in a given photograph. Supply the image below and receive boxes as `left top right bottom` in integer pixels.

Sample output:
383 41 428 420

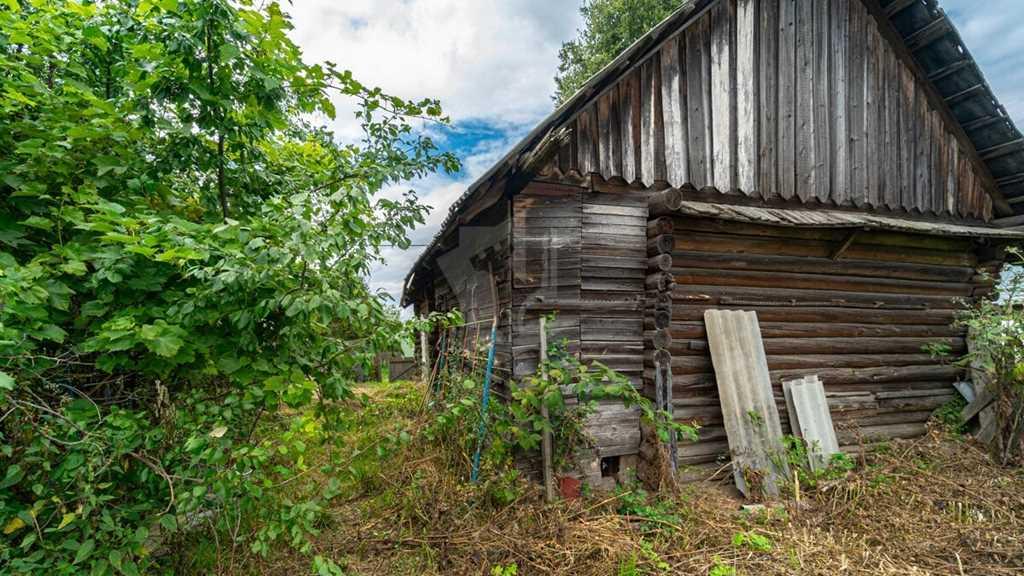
0 0 457 572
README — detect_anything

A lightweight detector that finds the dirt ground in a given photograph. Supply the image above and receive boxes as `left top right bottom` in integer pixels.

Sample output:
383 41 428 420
203 382 1024 576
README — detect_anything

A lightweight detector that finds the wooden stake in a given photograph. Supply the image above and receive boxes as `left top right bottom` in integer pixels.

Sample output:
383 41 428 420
540 316 555 503
420 330 429 382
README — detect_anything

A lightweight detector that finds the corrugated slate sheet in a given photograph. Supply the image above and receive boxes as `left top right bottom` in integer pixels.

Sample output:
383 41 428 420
783 376 840 472
704 310 790 498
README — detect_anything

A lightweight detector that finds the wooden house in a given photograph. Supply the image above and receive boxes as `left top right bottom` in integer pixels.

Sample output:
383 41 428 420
401 0 1024 484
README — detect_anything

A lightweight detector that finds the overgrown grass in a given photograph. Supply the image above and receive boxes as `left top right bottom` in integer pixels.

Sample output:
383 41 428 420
179 380 1024 576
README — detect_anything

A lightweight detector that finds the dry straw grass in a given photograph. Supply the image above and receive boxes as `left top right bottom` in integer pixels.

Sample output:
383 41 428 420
213 384 1024 576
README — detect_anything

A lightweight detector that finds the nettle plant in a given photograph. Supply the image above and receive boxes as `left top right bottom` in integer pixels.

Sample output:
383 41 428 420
505 333 698 471
0 0 457 573
953 247 1024 465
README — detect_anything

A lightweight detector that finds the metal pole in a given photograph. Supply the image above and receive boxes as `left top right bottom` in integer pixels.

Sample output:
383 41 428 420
539 316 555 502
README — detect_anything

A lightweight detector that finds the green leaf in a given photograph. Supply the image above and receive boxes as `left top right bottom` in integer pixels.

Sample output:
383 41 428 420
139 323 184 358
20 216 53 231
73 539 95 565
0 464 23 489
0 371 14 391
159 514 177 531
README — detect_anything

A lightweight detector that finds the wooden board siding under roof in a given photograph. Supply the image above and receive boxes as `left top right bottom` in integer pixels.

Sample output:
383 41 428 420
547 0 995 220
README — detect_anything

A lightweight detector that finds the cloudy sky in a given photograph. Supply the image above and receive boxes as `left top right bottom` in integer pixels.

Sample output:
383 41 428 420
285 0 1024 310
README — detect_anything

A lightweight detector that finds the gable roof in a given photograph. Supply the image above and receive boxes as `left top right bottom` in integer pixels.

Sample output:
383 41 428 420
402 0 1022 305
881 0 1024 220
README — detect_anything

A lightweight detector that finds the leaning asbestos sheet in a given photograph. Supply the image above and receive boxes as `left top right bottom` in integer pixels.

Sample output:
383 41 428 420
704 310 790 498
783 376 839 472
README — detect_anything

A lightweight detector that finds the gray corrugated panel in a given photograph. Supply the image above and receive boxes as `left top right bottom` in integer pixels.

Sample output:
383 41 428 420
704 310 790 498
783 376 839 472
667 199 1024 239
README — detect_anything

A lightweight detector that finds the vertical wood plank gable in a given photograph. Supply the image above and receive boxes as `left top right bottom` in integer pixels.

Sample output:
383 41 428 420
641 55 667 186
777 0 798 200
598 91 613 181
620 70 642 184
847 0 867 208
812 0 831 203
687 15 713 189
736 0 758 196
830 0 849 206
758 0 779 199
710 0 735 192
899 61 916 211
795 0 815 201
661 34 690 188
578 105 600 176
865 22 882 208
914 86 931 214
884 44 901 210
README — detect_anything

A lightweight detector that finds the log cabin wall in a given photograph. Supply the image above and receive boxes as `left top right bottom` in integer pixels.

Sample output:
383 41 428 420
661 214 1000 476
546 0 995 221
417 200 513 392
512 181 650 472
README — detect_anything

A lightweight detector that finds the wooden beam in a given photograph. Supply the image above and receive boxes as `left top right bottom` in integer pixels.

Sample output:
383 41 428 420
979 138 1024 161
927 58 972 82
904 17 952 52
830 230 861 261
884 0 918 17
944 83 986 106
993 214 1024 228
962 114 1006 133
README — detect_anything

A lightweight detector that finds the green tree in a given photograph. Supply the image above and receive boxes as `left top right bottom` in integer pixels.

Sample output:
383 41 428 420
554 0 683 104
0 0 457 572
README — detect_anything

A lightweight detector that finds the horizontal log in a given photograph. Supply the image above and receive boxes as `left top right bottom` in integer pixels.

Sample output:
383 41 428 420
837 422 927 444
674 233 976 267
671 216 975 251
672 364 963 387
669 336 964 356
671 284 963 310
648 234 674 256
648 254 672 272
668 321 962 339
670 250 976 283
648 188 686 215
645 291 672 308
646 272 675 292
670 268 973 297
668 354 943 374
645 329 672 350
582 254 648 270
647 217 675 237
670 305 957 325
646 309 671 330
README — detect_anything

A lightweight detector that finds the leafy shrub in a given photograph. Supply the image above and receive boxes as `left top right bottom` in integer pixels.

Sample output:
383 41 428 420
951 247 1024 465
731 531 772 552
0 0 457 572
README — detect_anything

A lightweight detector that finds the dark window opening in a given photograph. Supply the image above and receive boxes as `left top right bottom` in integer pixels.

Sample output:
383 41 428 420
600 455 620 478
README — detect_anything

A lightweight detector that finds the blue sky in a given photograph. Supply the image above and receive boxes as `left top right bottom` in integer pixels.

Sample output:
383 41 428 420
286 0 1024 309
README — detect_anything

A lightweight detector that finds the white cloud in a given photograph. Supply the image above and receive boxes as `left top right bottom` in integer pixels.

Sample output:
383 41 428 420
287 0 580 137
287 1 582 307
944 0 1024 125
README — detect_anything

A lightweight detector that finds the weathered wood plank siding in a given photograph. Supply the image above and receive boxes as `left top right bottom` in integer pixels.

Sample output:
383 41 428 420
665 215 993 471
555 0 994 220
512 181 646 461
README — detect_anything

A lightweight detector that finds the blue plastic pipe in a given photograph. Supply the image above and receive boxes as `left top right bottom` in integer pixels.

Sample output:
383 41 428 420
470 321 499 483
